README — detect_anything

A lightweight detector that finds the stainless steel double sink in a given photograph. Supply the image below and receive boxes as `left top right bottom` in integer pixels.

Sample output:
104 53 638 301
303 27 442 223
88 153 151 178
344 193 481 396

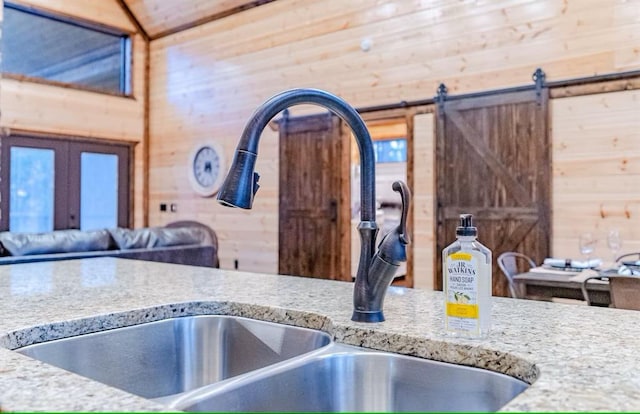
16 315 529 412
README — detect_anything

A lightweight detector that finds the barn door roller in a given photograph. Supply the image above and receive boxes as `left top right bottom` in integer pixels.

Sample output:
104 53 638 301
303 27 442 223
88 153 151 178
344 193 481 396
532 68 546 105
436 83 448 113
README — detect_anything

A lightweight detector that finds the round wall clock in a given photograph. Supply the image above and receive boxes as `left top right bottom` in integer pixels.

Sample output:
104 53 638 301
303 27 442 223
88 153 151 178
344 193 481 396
188 143 226 197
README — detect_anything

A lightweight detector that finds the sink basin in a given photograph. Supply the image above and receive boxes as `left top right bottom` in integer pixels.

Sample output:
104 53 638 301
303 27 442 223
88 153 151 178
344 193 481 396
16 315 331 399
16 315 529 412
172 344 529 412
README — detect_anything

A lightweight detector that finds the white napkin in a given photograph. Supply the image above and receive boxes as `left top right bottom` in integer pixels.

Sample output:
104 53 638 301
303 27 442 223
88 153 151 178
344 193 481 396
543 258 602 269
618 265 640 276
530 266 580 275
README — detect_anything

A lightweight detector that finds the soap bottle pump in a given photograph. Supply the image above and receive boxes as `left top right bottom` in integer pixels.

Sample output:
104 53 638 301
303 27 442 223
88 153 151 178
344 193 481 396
442 214 492 339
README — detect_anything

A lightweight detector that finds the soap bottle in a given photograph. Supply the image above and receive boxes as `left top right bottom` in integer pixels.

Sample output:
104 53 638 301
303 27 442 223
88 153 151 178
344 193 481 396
442 214 492 339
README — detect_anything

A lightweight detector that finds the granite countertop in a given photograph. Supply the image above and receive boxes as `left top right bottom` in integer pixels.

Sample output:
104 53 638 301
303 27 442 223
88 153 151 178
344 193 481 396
0 257 638 412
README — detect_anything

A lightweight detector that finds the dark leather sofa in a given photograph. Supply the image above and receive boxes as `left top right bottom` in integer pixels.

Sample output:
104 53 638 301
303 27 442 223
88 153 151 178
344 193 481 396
0 221 219 268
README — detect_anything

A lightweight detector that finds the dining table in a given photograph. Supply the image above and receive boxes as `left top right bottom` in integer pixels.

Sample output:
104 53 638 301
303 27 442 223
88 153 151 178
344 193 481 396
513 267 611 306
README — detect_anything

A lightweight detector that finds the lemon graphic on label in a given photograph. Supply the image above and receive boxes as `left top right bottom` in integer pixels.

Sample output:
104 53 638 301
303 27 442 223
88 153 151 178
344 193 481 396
454 292 471 304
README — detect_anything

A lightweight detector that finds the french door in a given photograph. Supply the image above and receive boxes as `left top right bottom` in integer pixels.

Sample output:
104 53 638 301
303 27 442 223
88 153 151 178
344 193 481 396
0 135 131 232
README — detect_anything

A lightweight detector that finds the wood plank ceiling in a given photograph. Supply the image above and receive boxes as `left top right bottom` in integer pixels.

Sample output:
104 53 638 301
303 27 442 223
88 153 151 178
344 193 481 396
121 0 275 39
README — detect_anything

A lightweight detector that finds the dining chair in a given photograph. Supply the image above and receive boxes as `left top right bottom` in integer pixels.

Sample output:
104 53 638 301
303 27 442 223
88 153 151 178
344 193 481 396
581 275 640 310
616 252 640 264
497 252 536 299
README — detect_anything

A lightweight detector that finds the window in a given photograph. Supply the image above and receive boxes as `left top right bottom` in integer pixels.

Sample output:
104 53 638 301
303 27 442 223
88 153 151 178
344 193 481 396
2 3 131 95
373 138 407 163
8 147 55 232
0 136 131 232
80 152 120 230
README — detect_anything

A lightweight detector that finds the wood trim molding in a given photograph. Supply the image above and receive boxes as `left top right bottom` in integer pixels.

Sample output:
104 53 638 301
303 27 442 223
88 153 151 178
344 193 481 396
1 73 134 99
403 109 416 289
2 128 139 146
549 76 640 99
114 0 150 226
115 0 149 41
142 40 150 227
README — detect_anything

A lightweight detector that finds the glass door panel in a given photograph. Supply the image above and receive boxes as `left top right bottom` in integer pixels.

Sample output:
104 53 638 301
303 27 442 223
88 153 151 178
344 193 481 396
9 146 55 233
80 152 119 231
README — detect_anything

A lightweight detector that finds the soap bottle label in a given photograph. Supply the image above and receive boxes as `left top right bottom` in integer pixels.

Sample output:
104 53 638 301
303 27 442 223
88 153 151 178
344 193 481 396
445 252 480 336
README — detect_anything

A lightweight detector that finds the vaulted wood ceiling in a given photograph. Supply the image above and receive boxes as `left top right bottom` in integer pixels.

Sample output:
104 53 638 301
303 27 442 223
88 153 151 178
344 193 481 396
121 0 275 39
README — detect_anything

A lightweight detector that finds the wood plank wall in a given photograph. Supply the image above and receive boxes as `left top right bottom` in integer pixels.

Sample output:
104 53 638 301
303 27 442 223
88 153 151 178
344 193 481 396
149 0 640 277
552 90 640 262
0 0 147 227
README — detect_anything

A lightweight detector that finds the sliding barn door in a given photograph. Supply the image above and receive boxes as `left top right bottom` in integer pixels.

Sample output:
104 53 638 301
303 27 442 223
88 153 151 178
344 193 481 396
435 89 551 296
278 113 350 281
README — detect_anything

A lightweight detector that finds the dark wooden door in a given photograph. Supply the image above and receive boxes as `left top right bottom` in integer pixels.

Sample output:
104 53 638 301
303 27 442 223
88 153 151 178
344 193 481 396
435 89 551 296
278 112 350 281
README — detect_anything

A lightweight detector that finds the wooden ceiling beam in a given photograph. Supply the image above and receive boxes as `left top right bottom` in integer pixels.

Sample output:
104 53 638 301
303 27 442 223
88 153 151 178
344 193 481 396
149 0 276 41
115 0 149 41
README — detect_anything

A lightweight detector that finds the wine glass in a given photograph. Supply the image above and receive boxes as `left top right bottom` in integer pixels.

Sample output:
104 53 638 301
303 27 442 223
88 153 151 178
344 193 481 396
579 232 597 264
607 229 622 266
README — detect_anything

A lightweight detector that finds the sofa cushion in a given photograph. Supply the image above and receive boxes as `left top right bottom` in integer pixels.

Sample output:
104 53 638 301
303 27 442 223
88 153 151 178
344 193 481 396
152 227 206 247
108 227 206 250
0 229 114 256
108 228 158 250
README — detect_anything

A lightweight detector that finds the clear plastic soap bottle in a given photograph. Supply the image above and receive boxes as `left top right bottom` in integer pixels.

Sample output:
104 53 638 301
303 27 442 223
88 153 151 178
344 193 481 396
442 214 492 339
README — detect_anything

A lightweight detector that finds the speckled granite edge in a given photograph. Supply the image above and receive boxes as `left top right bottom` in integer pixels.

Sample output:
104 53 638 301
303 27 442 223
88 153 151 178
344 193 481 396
1 300 538 385
1 301 334 350
334 326 539 384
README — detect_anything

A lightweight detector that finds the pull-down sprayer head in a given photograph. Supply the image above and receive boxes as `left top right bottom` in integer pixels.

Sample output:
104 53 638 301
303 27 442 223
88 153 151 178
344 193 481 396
216 150 260 209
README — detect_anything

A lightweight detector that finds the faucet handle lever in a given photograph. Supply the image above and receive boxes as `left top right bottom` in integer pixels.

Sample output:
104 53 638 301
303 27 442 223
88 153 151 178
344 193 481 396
373 181 411 266
252 172 261 196
392 180 411 245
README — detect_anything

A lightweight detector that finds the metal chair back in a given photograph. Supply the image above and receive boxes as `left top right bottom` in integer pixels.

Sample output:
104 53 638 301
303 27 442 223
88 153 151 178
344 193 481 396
497 252 536 298
582 275 640 310
616 252 640 265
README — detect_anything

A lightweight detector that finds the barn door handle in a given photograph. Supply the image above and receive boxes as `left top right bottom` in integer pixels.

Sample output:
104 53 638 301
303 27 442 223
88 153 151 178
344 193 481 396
329 199 338 222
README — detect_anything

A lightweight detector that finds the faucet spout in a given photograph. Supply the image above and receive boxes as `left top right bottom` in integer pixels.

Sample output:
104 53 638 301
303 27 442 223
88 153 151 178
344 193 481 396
217 88 408 323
